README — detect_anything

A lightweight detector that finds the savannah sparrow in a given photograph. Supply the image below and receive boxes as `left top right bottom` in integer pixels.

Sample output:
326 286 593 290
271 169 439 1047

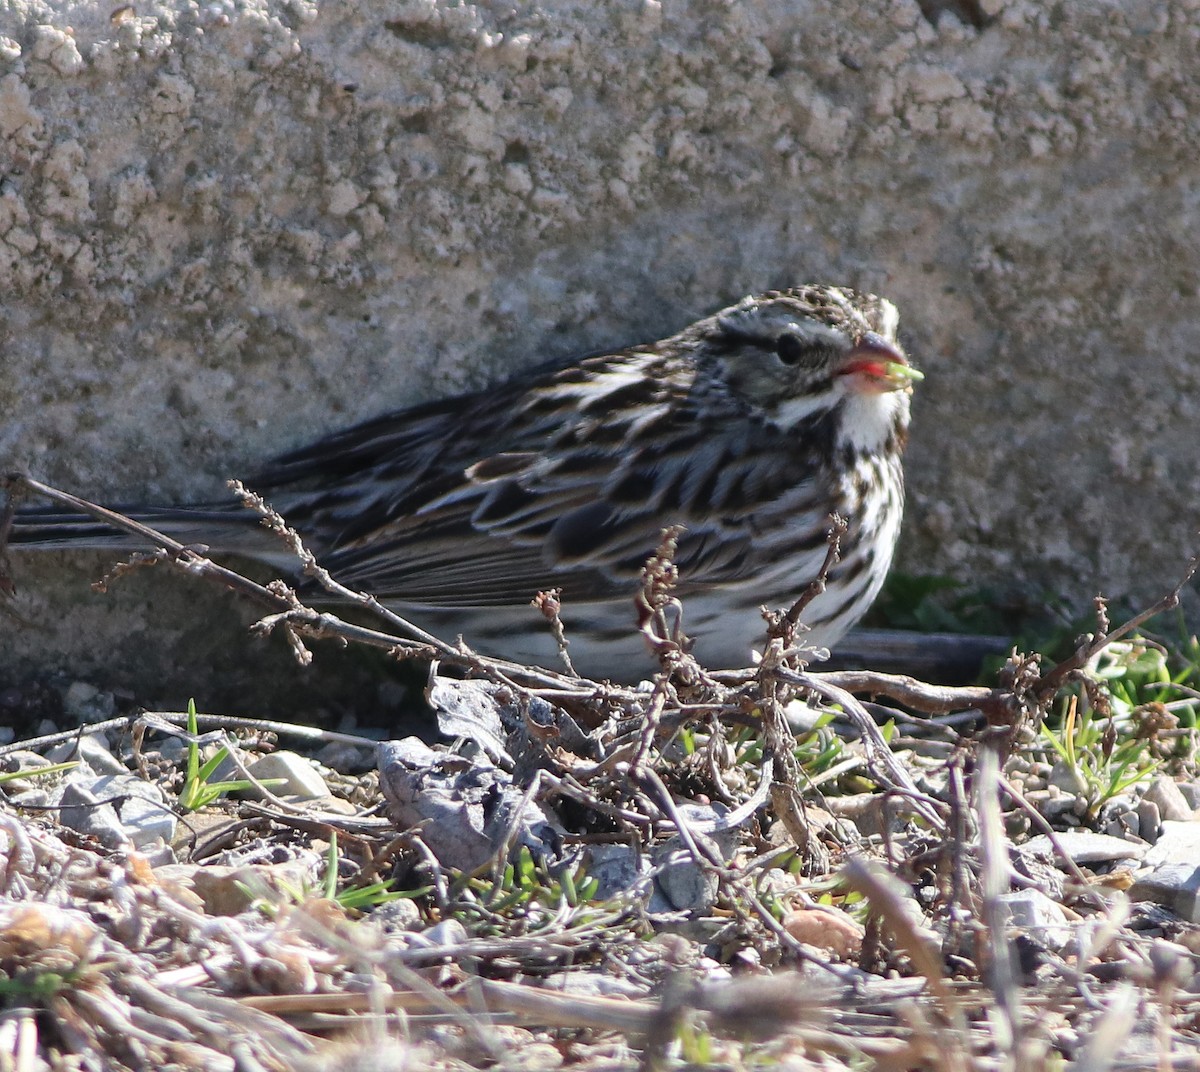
11 286 920 678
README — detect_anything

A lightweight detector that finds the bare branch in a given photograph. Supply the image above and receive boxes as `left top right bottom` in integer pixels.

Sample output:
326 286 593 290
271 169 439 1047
783 512 847 632
817 669 1003 717
1034 551 1199 701
531 588 578 678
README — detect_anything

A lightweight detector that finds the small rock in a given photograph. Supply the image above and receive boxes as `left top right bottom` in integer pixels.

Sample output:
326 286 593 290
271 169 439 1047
511 1042 563 1070
62 681 117 722
50 743 175 850
143 864 206 912
58 782 130 849
91 771 177 849
160 860 320 916
586 843 652 902
1102 808 1139 840
1009 846 1067 900
0 902 99 960
1143 821 1200 868
1137 799 1162 844
1048 761 1088 795
1175 782 1200 810
136 842 177 868
368 897 423 930
783 699 826 734
1142 775 1194 823
652 840 718 913
1129 822 1200 923
1038 793 1085 823
651 803 739 913
421 918 468 948
1129 865 1200 923
6 788 52 809
314 741 377 773
150 737 192 766
825 793 902 837
47 732 127 776
539 971 648 999
245 751 331 802
1022 831 1147 867
782 906 864 958
997 889 1072 952
0 750 58 794
377 738 560 872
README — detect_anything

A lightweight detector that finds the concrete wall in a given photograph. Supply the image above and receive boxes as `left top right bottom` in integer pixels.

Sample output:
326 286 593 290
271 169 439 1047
1 0 1198 709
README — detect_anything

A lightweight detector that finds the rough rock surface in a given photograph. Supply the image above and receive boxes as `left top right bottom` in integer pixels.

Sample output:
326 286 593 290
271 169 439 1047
1 0 1198 708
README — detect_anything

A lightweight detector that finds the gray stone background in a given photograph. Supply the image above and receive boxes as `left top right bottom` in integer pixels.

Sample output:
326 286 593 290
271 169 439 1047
1 0 1198 712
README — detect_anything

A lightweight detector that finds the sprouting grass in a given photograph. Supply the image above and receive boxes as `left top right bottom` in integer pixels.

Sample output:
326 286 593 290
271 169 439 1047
0 760 79 785
1039 692 1160 818
0 969 81 1001
236 833 411 916
1037 630 1200 818
462 845 601 917
322 833 412 912
177 698 282 812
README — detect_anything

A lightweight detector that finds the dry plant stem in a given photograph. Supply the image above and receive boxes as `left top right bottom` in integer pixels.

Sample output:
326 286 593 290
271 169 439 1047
350 833 410 887
631 759 828 969
634 524 688 660
754 644 812 852
8 1011 38 1069
405 833 451 910
629 681 668 773
754 533 857 861
996 773 1112 910
238 800 388 840
531 588 579 678
190 817 270 863
818 670 1001 718
240 978 659 1034
842 858 971 1070
784 668 946 829
488 767 549 889
975 749 1022 1067
1034 551 1200 701
640 970 692 1072
1072 985 1140 1072
782 512 847 633
3 474 586 690
4 473 308 618
942 757 974 957
635 766 726 871
0 709 381 761
536 769 655 828
229 480 460 656
285 911 508 1058
0 813 36 893
232 478 592 690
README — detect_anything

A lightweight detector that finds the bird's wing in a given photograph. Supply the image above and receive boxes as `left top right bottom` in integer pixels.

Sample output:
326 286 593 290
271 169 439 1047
250 348 828 609
311 415 825 608
312 457 750 607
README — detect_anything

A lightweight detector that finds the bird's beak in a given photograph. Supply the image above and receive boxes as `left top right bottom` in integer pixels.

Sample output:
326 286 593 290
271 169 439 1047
838 332 924 393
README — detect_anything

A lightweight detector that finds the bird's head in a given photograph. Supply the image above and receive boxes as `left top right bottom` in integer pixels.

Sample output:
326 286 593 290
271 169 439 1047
702 285 921 449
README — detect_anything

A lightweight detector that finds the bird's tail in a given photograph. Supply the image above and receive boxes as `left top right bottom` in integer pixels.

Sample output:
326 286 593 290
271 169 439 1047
7 500 294 566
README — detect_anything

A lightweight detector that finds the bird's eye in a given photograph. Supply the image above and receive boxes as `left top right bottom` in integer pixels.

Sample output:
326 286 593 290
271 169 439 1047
774 333 808 366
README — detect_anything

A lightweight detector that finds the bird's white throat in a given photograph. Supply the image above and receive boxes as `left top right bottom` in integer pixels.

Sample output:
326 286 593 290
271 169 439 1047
838 388 910 454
